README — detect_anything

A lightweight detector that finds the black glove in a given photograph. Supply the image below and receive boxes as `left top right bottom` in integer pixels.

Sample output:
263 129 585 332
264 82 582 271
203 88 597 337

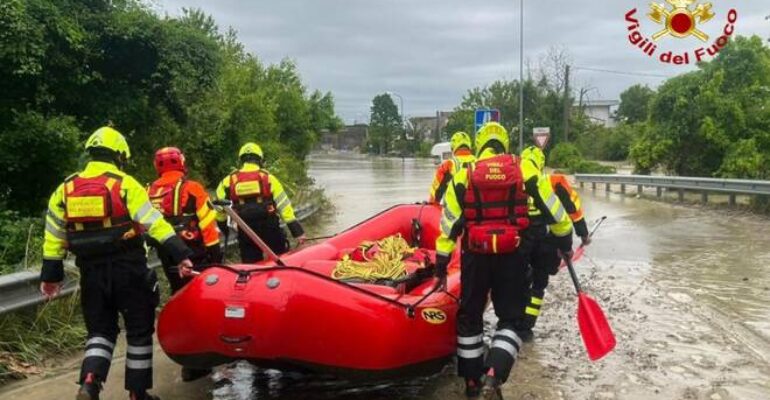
40 259 64 283
207 244 223 264
555 234 574 259
435 254 449 290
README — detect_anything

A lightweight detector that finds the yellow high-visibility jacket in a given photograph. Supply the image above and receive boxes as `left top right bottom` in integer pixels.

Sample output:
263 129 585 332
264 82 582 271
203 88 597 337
43 162 180 262
520 159 573 237
215 162 303 237
428 150 476 204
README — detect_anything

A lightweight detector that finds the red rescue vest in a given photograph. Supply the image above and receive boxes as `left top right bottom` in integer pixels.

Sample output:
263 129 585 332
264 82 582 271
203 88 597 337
462 154 529 254
148 178 201 243
62 172 137 256
227 170 276 218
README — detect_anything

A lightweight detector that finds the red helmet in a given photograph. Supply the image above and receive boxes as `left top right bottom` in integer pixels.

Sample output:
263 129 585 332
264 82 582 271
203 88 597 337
154 147 186 175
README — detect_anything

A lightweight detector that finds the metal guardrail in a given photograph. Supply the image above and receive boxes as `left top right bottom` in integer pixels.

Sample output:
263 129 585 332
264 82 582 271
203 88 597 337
0 203 320 316
575 174 770 196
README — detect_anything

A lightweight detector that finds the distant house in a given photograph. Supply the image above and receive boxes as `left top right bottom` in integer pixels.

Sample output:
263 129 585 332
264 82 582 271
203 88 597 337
409 111 453 142
575 100 620 128
318 124 368 151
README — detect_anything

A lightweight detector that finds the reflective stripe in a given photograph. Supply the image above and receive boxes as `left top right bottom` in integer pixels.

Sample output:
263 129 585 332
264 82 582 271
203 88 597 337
45 221 66 240
126 359 152 370
440 218 453 235
457 335 484 345
545 194 558 209
140 211 162 228
436 250 451 258
86 337 115 349
495 329 523 349
84 348 113 360
443 206 459 222
199 210 217 228
457 347 485 359
127 345 153 355
491 339 519 359
552 205 567 222
133 201 154 222
274 192 288 204
276 197 290 211
531 297 543 306
525 306 541 316
47 210 65 228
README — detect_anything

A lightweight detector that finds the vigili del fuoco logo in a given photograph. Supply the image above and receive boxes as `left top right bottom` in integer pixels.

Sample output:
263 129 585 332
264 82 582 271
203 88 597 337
625 0 737 65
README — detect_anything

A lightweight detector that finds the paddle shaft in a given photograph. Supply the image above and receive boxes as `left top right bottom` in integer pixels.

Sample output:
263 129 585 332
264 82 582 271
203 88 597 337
578 216 607 252
220 205 286 267
563 251 583 294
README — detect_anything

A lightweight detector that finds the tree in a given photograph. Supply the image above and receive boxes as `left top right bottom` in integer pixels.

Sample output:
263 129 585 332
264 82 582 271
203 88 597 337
630 36 770 177
617 84 655 123
368 94 402 155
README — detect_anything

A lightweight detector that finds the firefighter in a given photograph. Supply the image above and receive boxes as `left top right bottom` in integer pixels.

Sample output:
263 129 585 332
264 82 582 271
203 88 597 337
148 147 222 294
519 146 575 342
435 122 531 399
39 127 193 400
429 131 476 204
215 143 306 263
147 147 221 383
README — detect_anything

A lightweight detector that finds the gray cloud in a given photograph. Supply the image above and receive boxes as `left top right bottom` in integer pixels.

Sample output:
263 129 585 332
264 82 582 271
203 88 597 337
158 0 770 123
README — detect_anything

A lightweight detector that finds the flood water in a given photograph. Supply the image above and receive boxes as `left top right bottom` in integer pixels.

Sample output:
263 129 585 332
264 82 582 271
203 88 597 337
4 153 770 399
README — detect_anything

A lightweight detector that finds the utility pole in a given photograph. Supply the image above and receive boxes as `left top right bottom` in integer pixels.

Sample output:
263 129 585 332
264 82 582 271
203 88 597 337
518 0 525 152
563 64 571 143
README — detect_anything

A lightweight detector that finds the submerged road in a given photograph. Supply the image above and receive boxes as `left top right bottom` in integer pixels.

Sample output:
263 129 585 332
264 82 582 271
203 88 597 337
3 153 770 399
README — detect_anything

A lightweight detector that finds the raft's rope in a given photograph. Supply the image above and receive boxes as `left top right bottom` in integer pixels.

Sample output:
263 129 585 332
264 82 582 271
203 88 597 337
332 234 415 281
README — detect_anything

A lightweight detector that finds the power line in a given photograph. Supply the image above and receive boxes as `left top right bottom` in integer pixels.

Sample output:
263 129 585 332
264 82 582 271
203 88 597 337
572 66 671 79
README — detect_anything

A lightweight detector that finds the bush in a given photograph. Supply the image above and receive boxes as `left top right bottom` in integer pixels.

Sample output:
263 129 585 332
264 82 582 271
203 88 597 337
549 143 615 174
0 211 42 274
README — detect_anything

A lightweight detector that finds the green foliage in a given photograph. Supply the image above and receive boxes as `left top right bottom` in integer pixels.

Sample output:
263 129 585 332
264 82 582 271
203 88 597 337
0 212 42 274
549 143 615 174
617 84 655 123
630 36 770 177
575 123 637 161
0 0 340 216
368 94 402 154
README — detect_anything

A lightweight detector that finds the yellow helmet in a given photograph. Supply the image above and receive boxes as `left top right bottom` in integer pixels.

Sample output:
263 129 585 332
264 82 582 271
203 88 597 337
475 122 509 156
450 131 472 152
238 142 264 159
521 145 546 171
84 126 131 159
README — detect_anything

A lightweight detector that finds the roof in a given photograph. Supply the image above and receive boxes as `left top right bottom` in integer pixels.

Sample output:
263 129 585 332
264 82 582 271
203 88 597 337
576 100 620 107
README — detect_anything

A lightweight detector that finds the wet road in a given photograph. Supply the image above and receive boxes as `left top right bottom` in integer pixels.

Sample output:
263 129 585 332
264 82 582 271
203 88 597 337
4 153 770 399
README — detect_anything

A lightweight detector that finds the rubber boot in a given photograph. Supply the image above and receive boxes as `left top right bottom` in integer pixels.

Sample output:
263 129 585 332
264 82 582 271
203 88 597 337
181 367 211 382
464 378 481 398
480 369 503 400
76 372 101 400
129 391 160 400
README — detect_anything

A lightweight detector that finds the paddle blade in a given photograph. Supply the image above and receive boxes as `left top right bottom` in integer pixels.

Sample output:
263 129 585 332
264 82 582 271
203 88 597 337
577 292 616 361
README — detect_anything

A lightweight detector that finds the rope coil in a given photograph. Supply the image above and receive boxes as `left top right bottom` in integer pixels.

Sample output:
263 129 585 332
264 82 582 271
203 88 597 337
332 234 416 281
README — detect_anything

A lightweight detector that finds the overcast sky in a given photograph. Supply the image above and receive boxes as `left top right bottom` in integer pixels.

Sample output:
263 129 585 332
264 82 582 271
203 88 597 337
156 0 769 124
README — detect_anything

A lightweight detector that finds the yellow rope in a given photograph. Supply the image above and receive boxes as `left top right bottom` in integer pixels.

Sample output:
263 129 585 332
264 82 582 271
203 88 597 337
332 234 415 281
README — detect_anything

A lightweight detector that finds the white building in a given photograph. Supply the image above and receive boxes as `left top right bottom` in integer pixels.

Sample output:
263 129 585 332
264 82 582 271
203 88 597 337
575 100 620 128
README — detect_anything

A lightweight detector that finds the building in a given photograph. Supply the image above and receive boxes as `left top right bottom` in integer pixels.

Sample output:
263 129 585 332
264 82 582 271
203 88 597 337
409 111 453 142
575 100 620 128
318 124 368 151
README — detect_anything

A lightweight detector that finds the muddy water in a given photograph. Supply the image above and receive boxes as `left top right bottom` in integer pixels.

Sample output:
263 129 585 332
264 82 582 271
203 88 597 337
4 153 770 399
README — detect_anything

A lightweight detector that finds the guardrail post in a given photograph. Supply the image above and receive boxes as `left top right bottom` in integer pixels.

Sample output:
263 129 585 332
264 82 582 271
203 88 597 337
729 194 736 207
620 184 626 194
592 182 596 191
701 192 708 204
637 185 643 195
678 189 685 202
656 187 662 198
605 183 611 192
579 181 584 189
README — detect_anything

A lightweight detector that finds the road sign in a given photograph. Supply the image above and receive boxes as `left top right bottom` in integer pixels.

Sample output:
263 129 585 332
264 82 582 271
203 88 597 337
475 108 501 133
533 127 551 149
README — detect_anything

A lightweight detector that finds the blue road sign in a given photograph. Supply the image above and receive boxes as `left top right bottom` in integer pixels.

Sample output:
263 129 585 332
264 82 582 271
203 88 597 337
474 108 501 133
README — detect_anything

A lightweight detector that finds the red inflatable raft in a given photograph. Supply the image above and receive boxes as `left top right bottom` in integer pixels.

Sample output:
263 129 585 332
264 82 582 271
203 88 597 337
158 204 460 378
